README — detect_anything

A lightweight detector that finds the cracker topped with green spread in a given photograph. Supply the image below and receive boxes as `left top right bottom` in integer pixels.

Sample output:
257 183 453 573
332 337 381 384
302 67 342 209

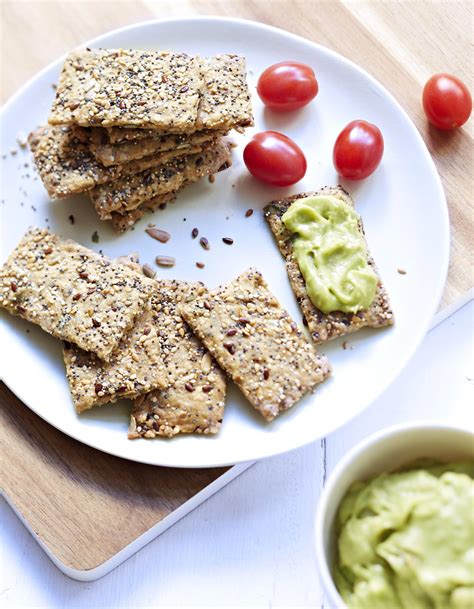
179 268 330 422
264 186 394 344
0 228 153 360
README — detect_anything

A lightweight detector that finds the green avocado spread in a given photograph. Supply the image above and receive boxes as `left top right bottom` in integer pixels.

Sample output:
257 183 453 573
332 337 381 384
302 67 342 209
281 195 377 314
334 461 474 609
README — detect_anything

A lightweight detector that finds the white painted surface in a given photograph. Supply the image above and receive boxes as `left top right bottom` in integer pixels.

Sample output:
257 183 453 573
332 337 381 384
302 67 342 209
1 17 449 468
1 296 472 608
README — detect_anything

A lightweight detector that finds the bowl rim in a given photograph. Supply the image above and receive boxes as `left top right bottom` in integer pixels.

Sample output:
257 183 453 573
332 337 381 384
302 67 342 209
314 419 474 609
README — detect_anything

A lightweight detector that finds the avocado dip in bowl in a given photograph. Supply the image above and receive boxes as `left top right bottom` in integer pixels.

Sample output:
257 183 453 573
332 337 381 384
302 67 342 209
314 422 474 609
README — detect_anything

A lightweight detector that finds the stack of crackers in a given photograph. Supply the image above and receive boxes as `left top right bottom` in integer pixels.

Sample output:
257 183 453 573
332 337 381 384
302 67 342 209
1 228 330 439
29 49 254 231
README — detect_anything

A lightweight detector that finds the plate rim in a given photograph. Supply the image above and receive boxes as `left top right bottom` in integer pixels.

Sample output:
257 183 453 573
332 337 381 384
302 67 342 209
0 16 450 468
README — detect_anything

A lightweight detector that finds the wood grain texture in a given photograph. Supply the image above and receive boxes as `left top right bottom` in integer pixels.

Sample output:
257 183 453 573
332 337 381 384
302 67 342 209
0 384 228 571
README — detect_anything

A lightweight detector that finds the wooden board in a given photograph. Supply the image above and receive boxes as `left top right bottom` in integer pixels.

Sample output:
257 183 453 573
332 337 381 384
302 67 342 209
0 383 229 574
1 0 472 578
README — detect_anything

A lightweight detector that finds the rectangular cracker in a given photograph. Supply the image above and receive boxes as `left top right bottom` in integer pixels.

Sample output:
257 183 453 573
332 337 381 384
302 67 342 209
87 128 227 166
179 268 330 422
73 53 254 143
29 126 203 198
0 228 152 360
195 55 254 131
89 138 232 219
263 186 394 344
62 302 166 413
129 280 226 439
48 49 202 129
61 255 166 412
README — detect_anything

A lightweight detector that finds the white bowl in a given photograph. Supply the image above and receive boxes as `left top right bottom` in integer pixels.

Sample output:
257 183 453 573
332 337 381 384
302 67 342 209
314 421 474 609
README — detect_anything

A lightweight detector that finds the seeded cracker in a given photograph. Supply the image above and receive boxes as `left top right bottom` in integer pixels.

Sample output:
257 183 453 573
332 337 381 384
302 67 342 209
74 53 254 142
62 305 165 412
61 255 167 412
0 228 152 360
87 128 227 166
129 280 226 439
48 49 202 129
92 126 159 144
195 55 254 131
28 126 203 198
264 186 394 344
90 138 233 219
179 268 330 422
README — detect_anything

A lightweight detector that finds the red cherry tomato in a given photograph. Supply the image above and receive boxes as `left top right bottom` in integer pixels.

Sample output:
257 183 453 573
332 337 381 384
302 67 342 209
333 120 384 180
257 61 318 112
422 73 472 130
243 131 307 186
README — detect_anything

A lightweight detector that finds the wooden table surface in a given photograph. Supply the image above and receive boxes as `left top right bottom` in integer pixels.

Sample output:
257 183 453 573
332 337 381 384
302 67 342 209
1 0 472 306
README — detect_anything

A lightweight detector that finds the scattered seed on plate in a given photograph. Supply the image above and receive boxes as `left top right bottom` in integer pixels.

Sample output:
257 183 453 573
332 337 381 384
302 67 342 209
208 174 215 183
196 262 205 269
156 255 175 267
146 227 170 243
16 132 28 149
222 237 234 245
245 208 253 217
397 268 407 275
200 237 210 250
192 227 199 238
142 263 156 278
92 231 99 243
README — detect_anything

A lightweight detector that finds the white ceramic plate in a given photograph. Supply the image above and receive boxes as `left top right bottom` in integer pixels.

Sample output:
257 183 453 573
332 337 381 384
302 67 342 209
0 17 449 468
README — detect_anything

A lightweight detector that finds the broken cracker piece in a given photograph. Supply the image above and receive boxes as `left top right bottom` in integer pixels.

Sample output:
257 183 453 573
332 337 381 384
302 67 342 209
63 298 166 412
129 280 226 439
0 228 152 360
179 268 330 422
